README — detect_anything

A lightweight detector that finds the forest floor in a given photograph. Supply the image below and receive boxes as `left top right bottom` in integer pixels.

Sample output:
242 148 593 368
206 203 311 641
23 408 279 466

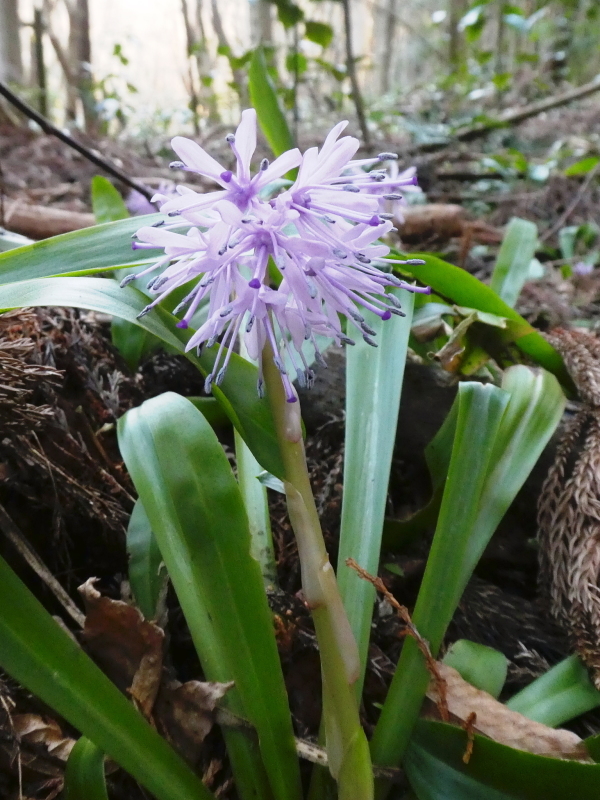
1 99 600 798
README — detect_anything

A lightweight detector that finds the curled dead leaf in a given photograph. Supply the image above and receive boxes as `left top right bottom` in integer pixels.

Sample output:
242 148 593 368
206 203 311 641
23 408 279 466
78 578 164 717
155 679 234 765
10 714 76 776
426 663 592 762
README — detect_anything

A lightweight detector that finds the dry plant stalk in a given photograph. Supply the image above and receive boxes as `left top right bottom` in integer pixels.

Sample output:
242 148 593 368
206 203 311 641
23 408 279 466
538 328 600 688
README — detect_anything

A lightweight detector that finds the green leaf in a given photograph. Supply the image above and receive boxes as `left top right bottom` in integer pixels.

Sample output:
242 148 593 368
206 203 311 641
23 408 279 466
275 0 304 27
443 640 508 698
305 20 334 46
0 554 215 800
0 215 161 284
64 738 109 800
126 500 167 620
91 176 129 224
0 277 284 478
117 393 302 800
336 288 415 695
249 47 295 157
372 381 509 770
490 218 538 307
405 719 600 800
372 367 565 771
111 315 156 371
398 253 573 392
507 655 600 728
565 157 600 177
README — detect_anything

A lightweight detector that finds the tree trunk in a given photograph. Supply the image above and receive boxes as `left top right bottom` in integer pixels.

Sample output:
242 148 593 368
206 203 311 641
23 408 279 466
66 0 96 130
448 0 467 70
249 0 273 47
0 0 23 84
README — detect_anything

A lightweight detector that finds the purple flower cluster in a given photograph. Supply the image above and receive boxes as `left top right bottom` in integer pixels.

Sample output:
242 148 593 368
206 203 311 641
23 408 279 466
125 109 429 401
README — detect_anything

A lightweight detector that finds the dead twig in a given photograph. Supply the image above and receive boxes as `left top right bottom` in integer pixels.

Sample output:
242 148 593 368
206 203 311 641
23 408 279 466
0 501 85 626
345 557 448 721
540 162 600 242
0 81 153 202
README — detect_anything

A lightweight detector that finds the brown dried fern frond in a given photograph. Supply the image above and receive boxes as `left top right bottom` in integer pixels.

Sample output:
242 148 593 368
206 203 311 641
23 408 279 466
538 328 600 687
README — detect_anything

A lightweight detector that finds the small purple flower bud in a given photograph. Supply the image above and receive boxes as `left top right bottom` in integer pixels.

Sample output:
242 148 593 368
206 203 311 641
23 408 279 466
221 170 233 183
381 310 392 320
176 319 189 329
368 215 380 226
249 278 261 289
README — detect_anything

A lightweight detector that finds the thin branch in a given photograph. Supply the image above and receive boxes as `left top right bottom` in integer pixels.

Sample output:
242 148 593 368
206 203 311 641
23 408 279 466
0 500 85 626
0 81 154 201
540 162 600 243
341 0 370 148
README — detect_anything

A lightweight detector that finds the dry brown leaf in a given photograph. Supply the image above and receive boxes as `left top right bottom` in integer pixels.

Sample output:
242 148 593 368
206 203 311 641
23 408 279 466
78 578 164 717
426 663 592 762
155 680 234 766
11 714 76 776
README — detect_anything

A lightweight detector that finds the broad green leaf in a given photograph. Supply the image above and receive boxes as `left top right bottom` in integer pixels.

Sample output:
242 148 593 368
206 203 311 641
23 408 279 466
372 382 509 771
249 47 295 157
117 393 302 800
0 214 161 284
0 277 284 477
397 254 573 391
507 655 600 727
0 554 215 800
126 500 167 620
490 218 538 307
565 156 600 177
405 719 600 800
336 288 415 695
91 176 129 224
443 640 508 698
305 20 334 47
65 737 109 800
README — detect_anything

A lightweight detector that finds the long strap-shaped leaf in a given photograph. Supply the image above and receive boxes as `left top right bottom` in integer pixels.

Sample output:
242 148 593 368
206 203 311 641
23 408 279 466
0 554 214 800
0 276 284 478
336 288 415 695
371 367 565 779
405 719 600 800
118 392 302 800
398 255 572 390
0 214 160 283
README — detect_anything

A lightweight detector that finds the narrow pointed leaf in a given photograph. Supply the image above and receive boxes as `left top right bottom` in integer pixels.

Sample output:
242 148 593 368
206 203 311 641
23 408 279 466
249 47 295 156
337 288 414 694
0 214 161 284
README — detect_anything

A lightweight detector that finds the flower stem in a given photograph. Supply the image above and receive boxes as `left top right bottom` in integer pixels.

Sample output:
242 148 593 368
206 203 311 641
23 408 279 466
262 344 374 800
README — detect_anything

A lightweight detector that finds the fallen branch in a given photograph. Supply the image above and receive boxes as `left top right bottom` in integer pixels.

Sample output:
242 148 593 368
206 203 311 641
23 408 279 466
2 200 95 239
0 81 154 202
410 76 600 158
